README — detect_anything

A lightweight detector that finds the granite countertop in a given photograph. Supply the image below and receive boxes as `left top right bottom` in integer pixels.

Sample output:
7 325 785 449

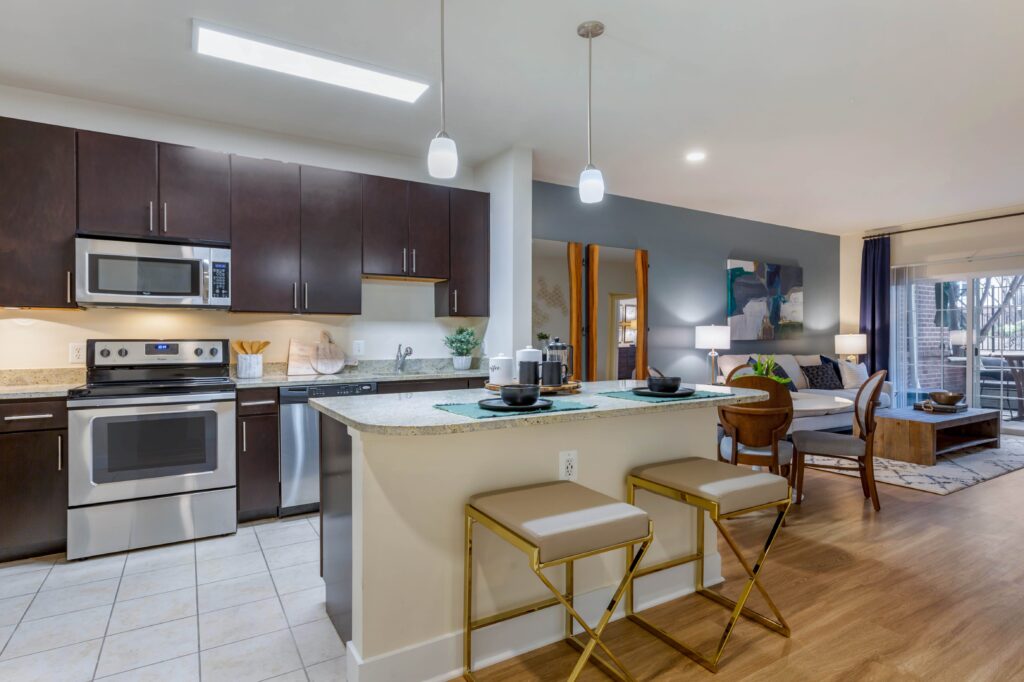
309 380 767 436
0 383 82 400
235 369 487 389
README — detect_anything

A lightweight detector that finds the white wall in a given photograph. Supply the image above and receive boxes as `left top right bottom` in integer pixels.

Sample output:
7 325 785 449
477 147 533 358
839 233 863 333
0 84 501 369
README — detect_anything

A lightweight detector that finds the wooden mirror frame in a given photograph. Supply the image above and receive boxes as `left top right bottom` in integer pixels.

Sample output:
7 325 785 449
584 244 649 381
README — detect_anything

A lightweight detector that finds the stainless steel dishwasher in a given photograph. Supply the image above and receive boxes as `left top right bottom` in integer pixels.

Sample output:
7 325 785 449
278 382 377 516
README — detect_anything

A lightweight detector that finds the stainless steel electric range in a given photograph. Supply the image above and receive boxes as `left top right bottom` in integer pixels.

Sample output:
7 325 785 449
66 339 237 559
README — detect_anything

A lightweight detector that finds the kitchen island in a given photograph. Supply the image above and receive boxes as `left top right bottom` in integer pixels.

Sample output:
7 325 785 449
311 380 765 682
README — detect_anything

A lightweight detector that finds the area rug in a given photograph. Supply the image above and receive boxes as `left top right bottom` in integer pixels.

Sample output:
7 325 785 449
805 434 1024 495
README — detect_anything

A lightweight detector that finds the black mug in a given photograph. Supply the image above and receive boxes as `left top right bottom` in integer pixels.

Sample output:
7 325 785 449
541 360 568 386
518 360 540 385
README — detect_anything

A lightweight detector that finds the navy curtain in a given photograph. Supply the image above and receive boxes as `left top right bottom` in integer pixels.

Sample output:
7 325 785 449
859 236 890 373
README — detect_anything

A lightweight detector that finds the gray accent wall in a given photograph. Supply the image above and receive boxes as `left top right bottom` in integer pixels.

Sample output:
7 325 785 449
532 181 841 383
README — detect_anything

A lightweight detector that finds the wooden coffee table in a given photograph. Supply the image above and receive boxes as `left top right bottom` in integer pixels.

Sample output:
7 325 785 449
872 407 1001 465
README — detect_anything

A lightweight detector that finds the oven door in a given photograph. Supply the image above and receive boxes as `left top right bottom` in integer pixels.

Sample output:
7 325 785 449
74 237 230 308
68 393 236 507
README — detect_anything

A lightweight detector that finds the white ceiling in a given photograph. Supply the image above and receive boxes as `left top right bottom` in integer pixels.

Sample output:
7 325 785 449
2 0 1023 235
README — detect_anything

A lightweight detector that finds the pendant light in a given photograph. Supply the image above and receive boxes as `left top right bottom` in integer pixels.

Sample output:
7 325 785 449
577 21 605 203
427 0 458 178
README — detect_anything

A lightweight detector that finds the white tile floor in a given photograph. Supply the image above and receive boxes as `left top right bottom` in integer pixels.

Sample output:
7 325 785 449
0 515 346 681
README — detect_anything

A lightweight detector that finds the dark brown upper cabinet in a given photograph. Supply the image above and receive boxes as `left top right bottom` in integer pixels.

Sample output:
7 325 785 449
157 144 231 244
77 131 158 238
436 188 489 317
361 175 409 277
408 182 450 279
230 155 301 313
0 117 77 308
300 166 362 315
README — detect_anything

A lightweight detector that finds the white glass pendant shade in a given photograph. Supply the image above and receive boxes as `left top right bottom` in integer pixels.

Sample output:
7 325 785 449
578 165 604 203
428 133 458 179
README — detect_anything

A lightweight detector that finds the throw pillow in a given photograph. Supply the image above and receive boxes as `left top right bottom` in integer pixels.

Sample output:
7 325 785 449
802 363 844 390
746 358 799 392
820 355 843 384
838 360 869 389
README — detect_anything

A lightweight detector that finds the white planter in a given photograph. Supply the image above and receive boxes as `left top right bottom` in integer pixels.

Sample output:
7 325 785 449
236 354 263 379
452 356 472 371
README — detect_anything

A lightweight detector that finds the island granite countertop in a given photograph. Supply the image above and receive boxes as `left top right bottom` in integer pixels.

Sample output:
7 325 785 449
309 380 767 436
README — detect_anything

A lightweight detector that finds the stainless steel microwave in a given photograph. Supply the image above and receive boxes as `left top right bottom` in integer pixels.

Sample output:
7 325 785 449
75 237 230 308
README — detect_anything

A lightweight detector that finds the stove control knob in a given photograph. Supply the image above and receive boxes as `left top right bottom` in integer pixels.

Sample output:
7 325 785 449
209 347 219 357
194 348 204 357
99 348 111 358
117 348 128 358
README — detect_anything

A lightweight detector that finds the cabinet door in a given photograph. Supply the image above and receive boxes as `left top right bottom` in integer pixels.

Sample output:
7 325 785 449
300 166 362 314
158 144 231 243
77 131 158 237
407 182 449 279
361 175 408 277
0 117 76 308
237 414 279 519
230 156 301 312
436 189 489 316
0 430 67 561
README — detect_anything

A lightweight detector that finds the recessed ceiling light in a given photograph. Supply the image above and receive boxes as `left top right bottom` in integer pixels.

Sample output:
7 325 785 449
685 150 707 163
192 20 429 103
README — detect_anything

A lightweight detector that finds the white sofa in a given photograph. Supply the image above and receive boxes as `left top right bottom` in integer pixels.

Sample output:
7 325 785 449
717 353 892 434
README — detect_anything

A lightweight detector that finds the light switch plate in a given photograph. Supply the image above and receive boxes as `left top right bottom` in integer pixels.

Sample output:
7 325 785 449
353 340 365 356
69 342 86 364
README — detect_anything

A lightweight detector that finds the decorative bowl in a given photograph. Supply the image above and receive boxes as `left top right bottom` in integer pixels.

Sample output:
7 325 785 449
500 384 541 406
647 376 682 393
929 390 964 406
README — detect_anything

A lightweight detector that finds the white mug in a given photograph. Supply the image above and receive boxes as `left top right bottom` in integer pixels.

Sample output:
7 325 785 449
488 355 515 386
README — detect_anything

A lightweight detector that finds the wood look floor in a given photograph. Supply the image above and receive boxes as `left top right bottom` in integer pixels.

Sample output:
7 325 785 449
468 468 1024 681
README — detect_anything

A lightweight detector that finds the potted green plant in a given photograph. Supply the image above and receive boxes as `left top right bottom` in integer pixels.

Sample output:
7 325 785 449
536 331 550 350
443 327 482 370
752 354 792 385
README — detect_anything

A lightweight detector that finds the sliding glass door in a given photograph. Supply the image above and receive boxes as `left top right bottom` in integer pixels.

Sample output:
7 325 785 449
972 274 1024 433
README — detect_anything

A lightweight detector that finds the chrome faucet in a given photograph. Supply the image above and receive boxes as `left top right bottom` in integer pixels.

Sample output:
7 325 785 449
395 344 413 372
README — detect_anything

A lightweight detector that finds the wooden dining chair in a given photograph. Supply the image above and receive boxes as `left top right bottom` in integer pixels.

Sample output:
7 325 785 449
725 364 757 382
791 370 888 511
718 375 795 480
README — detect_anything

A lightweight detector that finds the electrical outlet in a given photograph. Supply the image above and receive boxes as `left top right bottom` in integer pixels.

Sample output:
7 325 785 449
68 342 86 364
558 450 578 481
353 340 365 356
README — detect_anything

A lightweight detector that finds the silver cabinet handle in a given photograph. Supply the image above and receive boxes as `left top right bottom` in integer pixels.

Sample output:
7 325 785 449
242 421 247 452
162 202 168 233
239 399 276 407
66 271 72 304
148 201 154 232
453 289 458 313
293 282 299 310
412 249 416 274
304 282 309 310
4 413 55 421
57 434 62 472
402 248 407 273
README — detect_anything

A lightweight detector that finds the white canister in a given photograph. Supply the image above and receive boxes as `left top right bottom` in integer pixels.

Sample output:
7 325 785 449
488 354 515 385
514 346 543 380
236 354 264 379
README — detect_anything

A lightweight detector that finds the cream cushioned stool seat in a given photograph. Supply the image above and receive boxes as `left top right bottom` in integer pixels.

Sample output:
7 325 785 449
469 481 650 563
631 456 790 514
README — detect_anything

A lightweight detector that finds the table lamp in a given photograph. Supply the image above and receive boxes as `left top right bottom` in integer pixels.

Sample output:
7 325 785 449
835 334 867 363
695 325 731 383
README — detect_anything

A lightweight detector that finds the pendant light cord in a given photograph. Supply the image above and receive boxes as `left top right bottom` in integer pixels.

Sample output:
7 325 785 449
440 0 446 132
586 32 592 166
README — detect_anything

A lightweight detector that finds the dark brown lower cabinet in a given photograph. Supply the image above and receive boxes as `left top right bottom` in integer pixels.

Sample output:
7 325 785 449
237 414 280 521
0 429 68 562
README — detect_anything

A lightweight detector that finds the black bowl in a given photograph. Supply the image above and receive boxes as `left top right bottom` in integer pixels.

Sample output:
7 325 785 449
647 376 682 393
500 384 541 406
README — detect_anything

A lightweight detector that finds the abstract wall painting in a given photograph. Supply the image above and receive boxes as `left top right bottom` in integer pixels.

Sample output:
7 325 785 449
727 259 804 340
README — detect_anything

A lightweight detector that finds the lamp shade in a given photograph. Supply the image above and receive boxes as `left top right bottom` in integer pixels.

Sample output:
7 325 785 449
835 334 867 356
427 133 458 179
578 166 605 203
695 325 731 350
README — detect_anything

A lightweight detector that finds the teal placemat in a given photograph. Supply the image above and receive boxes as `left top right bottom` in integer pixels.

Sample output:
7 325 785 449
434 399 597 419
599 390 727 403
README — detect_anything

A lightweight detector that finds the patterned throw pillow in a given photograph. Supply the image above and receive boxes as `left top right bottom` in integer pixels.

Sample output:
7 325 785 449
802 363 844 390
819 355 844 384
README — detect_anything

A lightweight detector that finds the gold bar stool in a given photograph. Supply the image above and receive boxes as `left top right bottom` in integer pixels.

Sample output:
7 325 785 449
464 481 654 681
624 457 792 673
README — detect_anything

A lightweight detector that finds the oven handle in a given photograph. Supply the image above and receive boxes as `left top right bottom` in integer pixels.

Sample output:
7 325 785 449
67 392 237 409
